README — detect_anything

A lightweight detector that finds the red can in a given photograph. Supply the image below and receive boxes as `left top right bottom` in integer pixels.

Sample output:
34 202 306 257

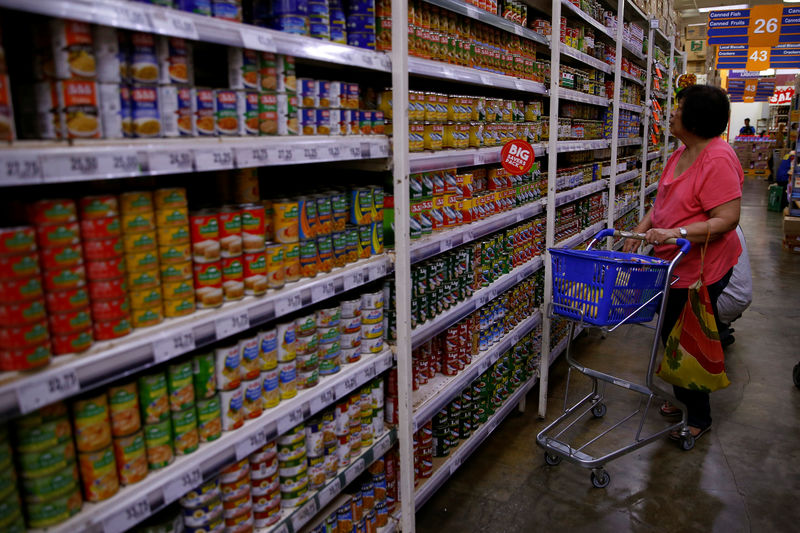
80 216 122 240
0 226 37 256
46 288 90 314
36 222 81 249
83 237 123 261
0 299 47 328
242 251 266 276
193 261 222 288
240 203 266 252
48 309 92 335
0 253 40 279
0 321 49 349
190 209 220 263
79 195 119 220
52 329 93 355
39 245 83 270
221 256 244 282
88 277 128 301
85 257 126 280
219 206 243 258
28 199 77 226
43 265 87 292
93 317 133 341
90 297 131 321
0 277 43 303
0 342 51 371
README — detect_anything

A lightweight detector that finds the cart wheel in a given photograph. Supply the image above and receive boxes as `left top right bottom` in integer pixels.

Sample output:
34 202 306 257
591 403 607 418
681 435 695 451
793 362 800 390
544 452 562 466
591 469 610 488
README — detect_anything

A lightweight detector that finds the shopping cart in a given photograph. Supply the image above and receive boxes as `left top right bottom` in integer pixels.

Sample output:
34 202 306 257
536 228 693 488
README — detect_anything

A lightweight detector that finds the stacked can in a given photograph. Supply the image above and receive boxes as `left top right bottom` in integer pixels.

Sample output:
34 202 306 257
320 410 338 480
179 477 223 533
277 319 297 400
239 332 263 420
193 351 223 443
216 342 244 432
0 426 25 532
333 397 351 469
30 200 93 355
382 279 396 342
360 288 384 355
346 0 376 49
108 380 148 486
220 457 255 532
190 209 223 309
271 197 299 283
340 297 361 364
154 188 195 317
250 441 281 527
215 205 243 302
258 327 280 408
80 196 132 342
71 393 120 502
119 192 162 329
138 370 174 471
329 0 347 43
167 360 200 456
0 226 51 370
304 416 326 490
347 391 364 460
309 0 331 39
413 421 433 483
294 312 318 389
278 424 309 508
318 303 342 376
358 384 375 448
11 403 83 528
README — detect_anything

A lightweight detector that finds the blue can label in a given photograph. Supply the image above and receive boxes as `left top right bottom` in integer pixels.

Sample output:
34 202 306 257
272 15 308 35
279 362 296 383
211 0 241 21
272 0 308 15
347 32 376 50
131 85 161 138
177 0 211 15
263 369 279 391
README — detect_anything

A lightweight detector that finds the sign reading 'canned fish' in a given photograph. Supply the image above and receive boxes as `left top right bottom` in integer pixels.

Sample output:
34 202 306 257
707 5 800 47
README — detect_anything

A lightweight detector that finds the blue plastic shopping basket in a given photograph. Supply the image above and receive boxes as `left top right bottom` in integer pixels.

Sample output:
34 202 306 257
550 247 670 327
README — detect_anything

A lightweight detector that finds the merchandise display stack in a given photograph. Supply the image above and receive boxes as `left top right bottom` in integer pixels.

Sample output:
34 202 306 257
0 0 683 531
733 136 775 179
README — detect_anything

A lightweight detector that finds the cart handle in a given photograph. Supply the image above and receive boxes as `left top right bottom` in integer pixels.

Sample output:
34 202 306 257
592 229 691 254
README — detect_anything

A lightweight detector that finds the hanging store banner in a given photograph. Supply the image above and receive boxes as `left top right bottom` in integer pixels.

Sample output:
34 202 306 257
707 5 800 46
500 140 535 175
769 86 795 105
726 77 776 102
715 43 800 70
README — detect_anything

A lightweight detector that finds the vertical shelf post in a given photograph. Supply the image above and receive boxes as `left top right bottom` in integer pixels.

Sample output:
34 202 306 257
641 20 655 220
606 0 626 242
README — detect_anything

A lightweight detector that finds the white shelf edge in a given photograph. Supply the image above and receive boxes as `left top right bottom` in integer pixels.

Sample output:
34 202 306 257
558 87 610 107
618 102 645 113
647 150 661 161
409 57 548 95
645 182 658 195
555 221 608 249
555 179 608 207
615 169 639 185
0 254 393 418
556 139 611 152
621 71 645 86
409 144 546 174
561 45 613 74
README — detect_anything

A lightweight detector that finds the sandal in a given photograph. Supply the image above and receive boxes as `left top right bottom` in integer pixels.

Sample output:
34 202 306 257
659 401 682 417
669 425 711 442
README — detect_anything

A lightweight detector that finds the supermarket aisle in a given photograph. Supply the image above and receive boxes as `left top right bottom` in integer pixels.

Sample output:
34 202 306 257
416 179 800 532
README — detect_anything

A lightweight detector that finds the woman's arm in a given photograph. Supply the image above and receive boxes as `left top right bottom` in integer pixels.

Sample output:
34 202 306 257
644 198 741 244
622 209 654 252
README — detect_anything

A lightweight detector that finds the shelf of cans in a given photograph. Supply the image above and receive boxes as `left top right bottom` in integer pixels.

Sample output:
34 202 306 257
555 139 610 153
615 168 639 186
644 181 657 196
408 143 547 174
0 337 394 532
646 150 660 161
554 178 608 207
0 0 392 71
410 294 543 430
558 0 647 62
554 203 607 249
617 102 644 113
412 326 541 509
613 184 640 221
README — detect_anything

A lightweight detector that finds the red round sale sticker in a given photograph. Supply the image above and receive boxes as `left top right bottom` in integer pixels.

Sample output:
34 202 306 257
500 140 535 175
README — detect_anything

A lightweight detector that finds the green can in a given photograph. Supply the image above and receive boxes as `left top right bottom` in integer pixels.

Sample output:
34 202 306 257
22 486 82 528
193 352 217 400
19 462 78 503
196 395 223 443
167 360 195 412
138 371 169 424
171 407 199 456
13 417 72 453
0 465 16 502
18 441 75 479
344 226 359 256
143 419 173 470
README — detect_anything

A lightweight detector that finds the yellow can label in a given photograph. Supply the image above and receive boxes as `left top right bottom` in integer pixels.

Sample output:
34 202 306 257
163 279 194 299
158 244 191 264
154 188 188 210
163 297 195 318
126 250 159 273
123 231 157 253
155 207 189 228
131 305 163 328
160 261 192 282
130 287 163 309
121 212 156 234
126 267 160 290
119 191 154 214
157 225 191 246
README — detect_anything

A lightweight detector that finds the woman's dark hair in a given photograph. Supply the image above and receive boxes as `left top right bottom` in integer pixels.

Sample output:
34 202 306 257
676 85 730 138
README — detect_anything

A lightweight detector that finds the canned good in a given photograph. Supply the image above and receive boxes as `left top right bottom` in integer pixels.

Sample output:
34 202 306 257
108 381 141 437
265 243 284 289
243 251 268 296
167 360 195 412
190 210 221 262
219 207 242 257
220 386 244 431
272 198 299 244
82 237 123 261
195 88 217 136
197 395 223 443
172 407 199 455
18 461 79 503
131 305 162 328
72 393 112 453
155 187 188 210
243 378 263 419
215 343 242 391
155 207 189 228
262 368 280 408
258 328 278 371
163 297 195 318
278 360 297 400
122 230 157 253
77 445 119 502
157 225 191 246
180 477 221 508
13 417 72 453
282 242 301 282
276 321 296 362
143 419 173 470
163 279 194 300
0 253 40 280
23 485 82 528
79 214 122 242
112 430 148 485
240 203 266 252
138 372 169 424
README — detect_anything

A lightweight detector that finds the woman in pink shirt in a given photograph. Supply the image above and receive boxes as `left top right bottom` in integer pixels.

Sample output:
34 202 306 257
623 85 743 442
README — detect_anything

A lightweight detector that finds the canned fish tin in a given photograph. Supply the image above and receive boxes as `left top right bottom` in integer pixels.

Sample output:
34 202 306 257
47 308 91 335
283 242 301 282
361 290 384 310
72 393 112 453
295 350 318 372
197 395 223 443
112 430 147 485
243 379 263 419
341 314 361 334
342 346 361 364
220 386 244 431
172 407 199 455
278 360 297 400
361 308 383 325
262 368 280 408
182 496 223 527
341 331 361 350
108 381 141 437
138 371 169 424
317 326 340 345
215 343 241 391
144 419 173 470
42 265 86 293
82 237 122 262
168 360 195 412
340 297 361 318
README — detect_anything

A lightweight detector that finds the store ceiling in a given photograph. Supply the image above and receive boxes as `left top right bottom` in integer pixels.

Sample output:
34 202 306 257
677 0 783 27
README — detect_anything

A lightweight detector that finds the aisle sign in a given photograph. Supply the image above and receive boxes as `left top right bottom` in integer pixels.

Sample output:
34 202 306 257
500 140 535 175
707 5 800 46
727 77 776 102
716 44 800 70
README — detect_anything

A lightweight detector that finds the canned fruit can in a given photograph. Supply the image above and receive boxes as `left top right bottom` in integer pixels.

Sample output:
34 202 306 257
138 372 169 424
112 430 147 486
143 419 173 470
239 335 260 380
167 360 195 412
215 343 241 391
262 368 280 408
282 242 300 282
122 230 157 253
220 386 244 431
157 225 191 246
273 199 299 244
172 407 199 455
276 321 296 362
259 328 278 371
243 378 263 419
17 440 76 479
72 394 112 453
108 381 141 437
77 445 119 502
197 395 223 443
278 360 297 400
265 243 284 289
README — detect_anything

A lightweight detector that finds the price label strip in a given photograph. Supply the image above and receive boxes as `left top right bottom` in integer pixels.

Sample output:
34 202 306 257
153 329 196 364
17 369 80 415
240 28 276 52
149 10 199 40
147 150 193 174
275 292 303 317
335 375 359 400
368 262 387 281
311 280 336 303
194 148 234 171
0 153 43 184
318 478 342 507
105 3 153 31
234 146 269 168
215 311 250 339
343 270 365 291
103 498 151 533
277 407 305 435
291 499 320 531
163 467 202 504
374 433 393 457
236 429 267 460
345 458 366 484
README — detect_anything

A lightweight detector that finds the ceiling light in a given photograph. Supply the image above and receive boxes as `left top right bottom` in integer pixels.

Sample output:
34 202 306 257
784 0 800 3
698 4 748 12
687 23 706 26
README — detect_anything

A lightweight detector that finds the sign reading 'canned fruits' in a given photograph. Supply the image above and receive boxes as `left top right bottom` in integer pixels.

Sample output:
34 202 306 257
500 140 535 175
707 5 800 47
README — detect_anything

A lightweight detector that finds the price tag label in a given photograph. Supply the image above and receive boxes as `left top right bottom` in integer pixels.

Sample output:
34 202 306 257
153 329 195 364
195 148 234 170
360 143 372 158
344 270 364 291
368 262 387 281
345 458 366 484
0 153 42 184
336 375 358 400
311 280 336 303
476 294 489 307
41 153 99 180
379 354 394 371
359 53 375 67
327 144 343 159
112 153 140 174
150 11 199 40
319 478 342 506
275 293 302 317
107 3 152 31
310 388 336 413
17 369 80 414
278 406 305 435
163 467 202 504
272 523 290 533
479 74 493 86
104 498 151 533
236 429 267 460
215 311 250 339
363 364 377 381
348 145 361 159
235 146 269 168
148 150 193 174
291 499 320 531
301 147 319 161
474 152 486 165
374 434 392 457
479 358 491 373
449 455 462 475
240 28 276 52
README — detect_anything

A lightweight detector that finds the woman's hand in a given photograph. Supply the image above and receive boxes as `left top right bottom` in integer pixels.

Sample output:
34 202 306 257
622 238 641 253
644 228 679 245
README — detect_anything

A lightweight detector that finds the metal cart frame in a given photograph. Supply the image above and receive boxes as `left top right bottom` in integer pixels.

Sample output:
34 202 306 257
536 229 694 488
